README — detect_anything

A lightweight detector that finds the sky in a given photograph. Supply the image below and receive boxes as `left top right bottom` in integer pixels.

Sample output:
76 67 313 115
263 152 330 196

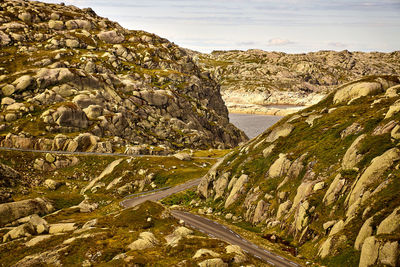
41 0 400 53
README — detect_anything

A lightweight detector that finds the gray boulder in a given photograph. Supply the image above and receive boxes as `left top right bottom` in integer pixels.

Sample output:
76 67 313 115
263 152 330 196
0 198 54 227
359 236 380 267
48 20 64 30
127 232 159 250
0 31 11 46
198 258 227 267
97 30 124 44
377 207 400 235
13 75 33 92
52 106 89 128
65 20 92 30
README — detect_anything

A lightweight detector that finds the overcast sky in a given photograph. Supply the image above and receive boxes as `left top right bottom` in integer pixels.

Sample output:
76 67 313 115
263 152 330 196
41 0 400 53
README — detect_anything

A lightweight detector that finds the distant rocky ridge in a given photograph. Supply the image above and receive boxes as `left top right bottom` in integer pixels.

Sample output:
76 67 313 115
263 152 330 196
193 49 400 114
197 76 400 266
0 0 247 155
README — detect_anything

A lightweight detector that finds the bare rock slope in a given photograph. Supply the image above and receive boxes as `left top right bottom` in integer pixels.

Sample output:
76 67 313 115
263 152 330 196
194 49 400 112
0 0 247 154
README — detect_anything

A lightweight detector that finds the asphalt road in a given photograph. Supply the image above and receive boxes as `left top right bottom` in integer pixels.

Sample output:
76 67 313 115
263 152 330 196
120 178 201 208
171 210 300 267
0 146 214 160
121 180 302 267
3 146 300 266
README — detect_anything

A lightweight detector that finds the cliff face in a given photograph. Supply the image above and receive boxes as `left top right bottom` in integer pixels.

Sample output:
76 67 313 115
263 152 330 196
194 49 400 111
197 76 400 266
0 0 247 154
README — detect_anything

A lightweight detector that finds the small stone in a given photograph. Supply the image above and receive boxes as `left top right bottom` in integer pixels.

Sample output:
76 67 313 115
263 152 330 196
173 152 192 161
5 113 17 122
45 153 56 163
43 179 62 190
2 84 15 96
313 182 325 191
1 97 15 105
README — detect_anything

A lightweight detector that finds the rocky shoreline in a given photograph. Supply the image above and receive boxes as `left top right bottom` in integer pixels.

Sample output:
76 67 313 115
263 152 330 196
226 103 305 116
222 89 324 115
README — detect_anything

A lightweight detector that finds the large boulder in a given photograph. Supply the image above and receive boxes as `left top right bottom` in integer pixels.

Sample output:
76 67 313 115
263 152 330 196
0 198 54 227
268 153 291 178
225 245 247 263
225 174 249 208
276 200 292 220
127 232 159 250
198 258 227 267
323 174 345 206
333 82 383 104
97 30 124 44
12 75 33 92
173 152 192 161
48 223 77 234
140 90 170 106
359 236 380 267
355 217 374 250
3 223 35 242
347 148 400 207
262 144 275 158
52 106 89 128
252 200 267 224
379 241 399 267
342 134 366 170
74 133 99 151
83 105 103 120
43 179 63 190
28 214 49 234
0 163 21 202
214 173 229 200
25 235 52 247
76 199 98 213
193 249 220 259
376 207 400 235
318 237 333 259
385 100 400 119
265 124 294 143
35 68 75 89
165 226 193 247
0 31 11 46
48 20 64 30
65 19 92 30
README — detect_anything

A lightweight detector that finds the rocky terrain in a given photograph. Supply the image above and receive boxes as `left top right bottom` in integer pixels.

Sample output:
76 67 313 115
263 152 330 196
0 0 247 155
0 148 264 266
194 49 400 115
185 75 400 266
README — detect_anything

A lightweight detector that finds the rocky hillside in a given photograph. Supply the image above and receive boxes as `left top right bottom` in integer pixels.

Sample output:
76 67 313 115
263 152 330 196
196 76 400 266
194 49 400 114
0 0 247 155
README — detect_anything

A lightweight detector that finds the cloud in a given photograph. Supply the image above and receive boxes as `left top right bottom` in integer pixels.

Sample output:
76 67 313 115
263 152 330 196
236 41 257 46
267 38 294 46
328 42 348 48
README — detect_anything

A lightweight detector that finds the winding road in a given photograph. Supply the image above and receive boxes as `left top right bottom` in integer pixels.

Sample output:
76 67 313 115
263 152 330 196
1 146 301 266
0 146 214 160
120 178 201 208
121 178 302 267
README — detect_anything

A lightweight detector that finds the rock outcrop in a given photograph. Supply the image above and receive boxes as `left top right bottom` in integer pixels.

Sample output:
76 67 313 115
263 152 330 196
0 0 247 155
193 49 400 114
196 76 400 266
0 198 54 226
127 231 159 250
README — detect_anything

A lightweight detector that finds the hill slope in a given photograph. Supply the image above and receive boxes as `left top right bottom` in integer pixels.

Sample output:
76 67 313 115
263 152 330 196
0 0 247 155
194 49 400 114
197 75 400 266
